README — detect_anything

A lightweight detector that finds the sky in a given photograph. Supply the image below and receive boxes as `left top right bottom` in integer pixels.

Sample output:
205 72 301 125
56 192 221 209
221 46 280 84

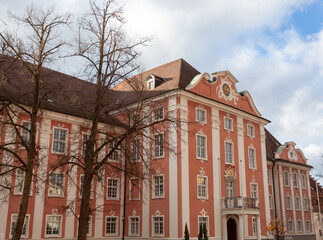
1 0 323 180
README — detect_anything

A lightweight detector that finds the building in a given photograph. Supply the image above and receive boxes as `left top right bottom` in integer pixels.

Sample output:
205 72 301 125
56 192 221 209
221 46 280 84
0 58 316 239
310 176 323 240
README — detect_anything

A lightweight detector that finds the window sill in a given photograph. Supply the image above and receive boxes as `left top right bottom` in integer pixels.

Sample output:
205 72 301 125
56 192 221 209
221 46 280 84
152 196 165 199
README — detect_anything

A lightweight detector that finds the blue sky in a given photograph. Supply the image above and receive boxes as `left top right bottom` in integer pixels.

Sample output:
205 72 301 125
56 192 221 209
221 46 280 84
1 0 323 180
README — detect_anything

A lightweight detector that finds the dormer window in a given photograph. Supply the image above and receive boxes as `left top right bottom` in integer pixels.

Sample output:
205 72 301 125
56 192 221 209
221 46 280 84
146 74 163 90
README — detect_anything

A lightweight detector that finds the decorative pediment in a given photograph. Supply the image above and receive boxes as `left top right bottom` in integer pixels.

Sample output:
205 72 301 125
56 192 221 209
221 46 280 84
216 76 240 105
200 208 208 217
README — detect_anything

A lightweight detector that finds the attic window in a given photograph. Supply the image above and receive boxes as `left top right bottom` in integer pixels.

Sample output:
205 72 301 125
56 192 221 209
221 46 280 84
146 74 163 90
147 79 155 90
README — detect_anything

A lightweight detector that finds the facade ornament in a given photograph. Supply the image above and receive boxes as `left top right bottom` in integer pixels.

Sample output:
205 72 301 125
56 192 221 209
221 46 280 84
155 209 161 216
132 209 137 216
216 77 239 105
224 165 236 178
199 167 205 176
200 208 207 217
110 210 116 216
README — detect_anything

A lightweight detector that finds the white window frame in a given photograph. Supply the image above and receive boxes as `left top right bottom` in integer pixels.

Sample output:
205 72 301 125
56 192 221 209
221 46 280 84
286 195 292 210
197 175 208 200
153 106 164 122
19 121 39 149
79 174 94 199
81 133 90 157
52 127 68 155
105 216 118 236
152 215 164 237
284 171 290 187
252 217 257 235
296 197 301 210
129 178 140 201
224 117 233 131
45 215 62 237
153 133 164 158
197 216 209 236
247 124 255 138
106 177 120 200
304 197 309 211
196 108 207 124
20 121 31 147
147 79 155 90
268 169 272 185
288 220 293 233
248 147 256 170
77 215 92 237
297 220 302 232
108 140 120 163
152 174 164 199
48 172 64 197
293 172 298 188
250 183 258 199
131 138 141 162
10 214 30 238
129 216 140 236
225 141 234 164
305 220 310 232
196 134 207 160
301 174 306 189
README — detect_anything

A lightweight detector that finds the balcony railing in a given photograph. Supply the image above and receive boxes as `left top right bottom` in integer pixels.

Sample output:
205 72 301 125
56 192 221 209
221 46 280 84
222 197 258 209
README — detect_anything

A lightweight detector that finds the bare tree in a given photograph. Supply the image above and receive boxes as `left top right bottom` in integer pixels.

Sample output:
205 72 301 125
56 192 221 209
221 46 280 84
0 6 70 240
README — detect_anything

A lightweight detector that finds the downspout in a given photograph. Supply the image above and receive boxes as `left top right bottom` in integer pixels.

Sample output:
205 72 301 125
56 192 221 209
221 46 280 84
271 158 280 240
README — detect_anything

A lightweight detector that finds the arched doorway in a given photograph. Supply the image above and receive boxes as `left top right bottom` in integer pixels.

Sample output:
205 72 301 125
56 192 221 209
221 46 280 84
227 217 237 240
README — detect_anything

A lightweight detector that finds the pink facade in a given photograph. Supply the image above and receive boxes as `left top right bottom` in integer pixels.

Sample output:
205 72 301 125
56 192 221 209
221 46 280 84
0 59 315 240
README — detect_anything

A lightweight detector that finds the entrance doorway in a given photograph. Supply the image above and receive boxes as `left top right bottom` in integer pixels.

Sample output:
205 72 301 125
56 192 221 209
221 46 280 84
227 218 237 240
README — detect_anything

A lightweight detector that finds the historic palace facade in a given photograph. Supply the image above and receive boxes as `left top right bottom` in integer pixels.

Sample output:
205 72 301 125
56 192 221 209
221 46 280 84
0 58 315 239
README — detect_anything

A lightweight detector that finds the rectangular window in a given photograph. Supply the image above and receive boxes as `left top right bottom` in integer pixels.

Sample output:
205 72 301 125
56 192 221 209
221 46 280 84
21 122 31 145
250 183 258 199
224 117 233 131
46 215 62 237
79 175 94 198
225 142 233 164
52 128 67 154
197 135 206 159
304 198 308 211
153 216 164 236
154 134 164 158
284 171 290 186
14 169 25 195
196 108 206 123
197 176 208 199
286 196 292 210
268 169 272 185
295 197 300 210
288 220 293 233
106 217 118 236
87 216 92 237
293 173 298 188
269 195 273 209
153 175 164 198
249 148 256 169
131 138 141 162
107 178 119 200
11 214 29 238
108 140 120 162
301 174 306 189
153 107 164 122
48 173 64 197
297 220 302 232
147 80 154 90
198 216 208 234
82 133 90 157
129 217 139 236
252 217 257 235
305 221 310 232
129 178 140 200
247 124 255 137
